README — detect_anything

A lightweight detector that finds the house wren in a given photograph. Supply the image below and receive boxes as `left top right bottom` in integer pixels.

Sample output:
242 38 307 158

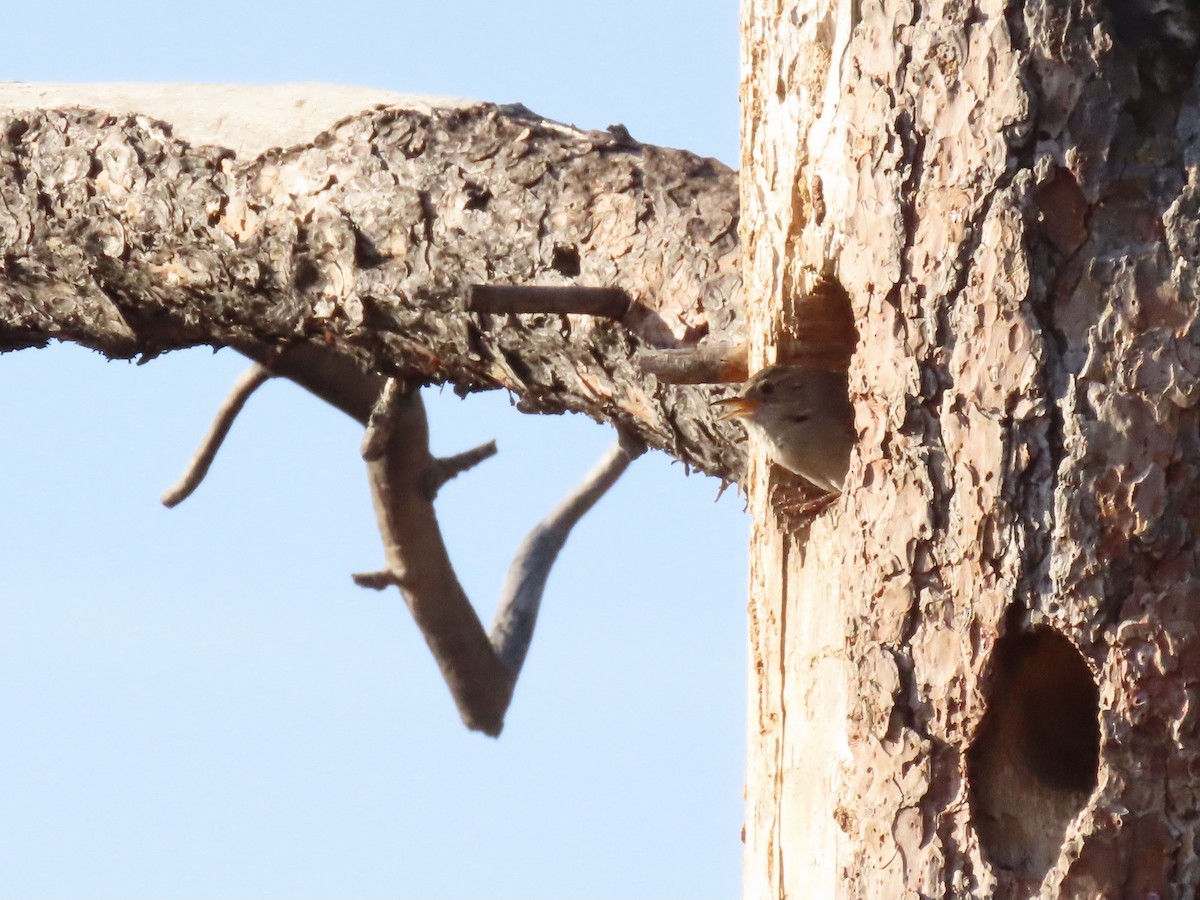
714 365 854 494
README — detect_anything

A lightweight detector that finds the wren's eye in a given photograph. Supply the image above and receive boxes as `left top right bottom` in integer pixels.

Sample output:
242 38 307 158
758 381 775 397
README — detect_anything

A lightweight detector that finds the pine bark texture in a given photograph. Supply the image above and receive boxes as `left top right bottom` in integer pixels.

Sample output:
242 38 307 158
741 0 1200 897
0 85 745 479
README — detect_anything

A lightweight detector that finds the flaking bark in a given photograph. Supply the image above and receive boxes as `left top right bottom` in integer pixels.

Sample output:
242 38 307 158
741 0 1200 897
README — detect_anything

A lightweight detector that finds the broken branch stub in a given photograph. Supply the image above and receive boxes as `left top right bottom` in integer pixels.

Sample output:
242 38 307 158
423 440 498 498
637 344 749 384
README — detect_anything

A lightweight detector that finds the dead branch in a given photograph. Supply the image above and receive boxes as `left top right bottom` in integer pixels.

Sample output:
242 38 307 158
355 376 640 734
3 88 758 737
491 438 644 675
173 346 634 735
0 93 748 481
466 284 631 318
424 440 498 497
356 379 518 735
160 364 273 507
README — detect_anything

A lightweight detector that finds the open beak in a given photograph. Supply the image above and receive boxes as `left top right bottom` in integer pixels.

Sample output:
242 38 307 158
712 396 759 421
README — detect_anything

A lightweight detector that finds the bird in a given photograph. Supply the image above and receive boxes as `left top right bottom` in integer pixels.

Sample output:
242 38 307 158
713 365 855 494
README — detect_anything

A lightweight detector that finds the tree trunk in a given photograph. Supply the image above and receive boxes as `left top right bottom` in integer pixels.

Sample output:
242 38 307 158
740 0 1200 896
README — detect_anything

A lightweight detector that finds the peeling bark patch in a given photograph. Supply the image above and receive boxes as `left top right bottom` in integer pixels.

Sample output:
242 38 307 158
967 627 1100 879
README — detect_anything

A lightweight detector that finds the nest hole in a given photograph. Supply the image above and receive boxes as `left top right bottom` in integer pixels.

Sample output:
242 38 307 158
966 626 1100 879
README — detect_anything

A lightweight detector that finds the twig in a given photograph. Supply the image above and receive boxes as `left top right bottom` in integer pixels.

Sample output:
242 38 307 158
637 344 749 384
161 364 273 507
467 284 630 318
424 440 498 497
352 569 408 590
237 342 384 422
490 438 646 676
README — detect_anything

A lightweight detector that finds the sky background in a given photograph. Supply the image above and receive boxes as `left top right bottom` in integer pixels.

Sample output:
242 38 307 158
0 2 747 899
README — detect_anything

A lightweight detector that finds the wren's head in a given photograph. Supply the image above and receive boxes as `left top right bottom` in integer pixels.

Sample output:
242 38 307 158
714 365 854 494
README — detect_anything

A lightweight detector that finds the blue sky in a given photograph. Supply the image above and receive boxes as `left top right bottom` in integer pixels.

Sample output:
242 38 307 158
0 3 747 897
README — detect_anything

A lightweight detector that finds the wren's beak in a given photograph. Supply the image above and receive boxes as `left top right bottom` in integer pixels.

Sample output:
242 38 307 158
712 396 759 421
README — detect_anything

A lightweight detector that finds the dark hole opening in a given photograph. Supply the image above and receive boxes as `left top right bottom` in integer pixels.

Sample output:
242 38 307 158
966 626 1100 879
463 182 492 211
551 244 581 277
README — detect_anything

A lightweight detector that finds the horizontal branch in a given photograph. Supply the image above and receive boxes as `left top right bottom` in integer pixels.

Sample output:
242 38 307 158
0 93 749 480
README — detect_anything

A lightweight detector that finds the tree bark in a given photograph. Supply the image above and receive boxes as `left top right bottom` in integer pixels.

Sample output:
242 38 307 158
741 0 1200 897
